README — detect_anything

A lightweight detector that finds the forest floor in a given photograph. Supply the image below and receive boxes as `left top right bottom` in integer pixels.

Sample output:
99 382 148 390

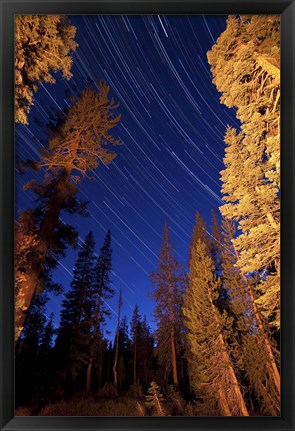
16 397 143 416
15 394 266 417
15 391 194 416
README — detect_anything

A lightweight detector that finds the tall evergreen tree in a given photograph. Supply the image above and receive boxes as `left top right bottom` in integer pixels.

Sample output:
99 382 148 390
150 222 185 387
207 15 280 329
183 215 249 416
15 82 122 341
37 313 56 397
221 218 280 415
15 15 77 124
55 231 96 391
87 230 114 391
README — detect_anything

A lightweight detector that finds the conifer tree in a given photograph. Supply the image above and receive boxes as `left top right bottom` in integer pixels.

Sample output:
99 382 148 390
188 211 208 264
87 230 114 391
207 15 280 329
183 215 249 416
38 313 56 396
15 15 77 124
209 210 223 269
145 382 165 416
209 210 231 311
150 222 185 387
15 82 122 341
55 232 96 391
221 218 280 415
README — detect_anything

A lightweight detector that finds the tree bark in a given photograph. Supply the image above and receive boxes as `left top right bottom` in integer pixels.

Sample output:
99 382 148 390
15 170 70 341
218 389 232 416
171 325 178 387
86 359 92 392
133 340 137 385
113 329 119 389
113 289 122 389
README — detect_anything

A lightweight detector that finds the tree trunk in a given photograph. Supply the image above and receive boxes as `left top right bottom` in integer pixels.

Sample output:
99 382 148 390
113 331 119 389
15 170 70 341
171 325 178 387
133 341 137 385
216 334 249 416
113 288 122 389
86 359 92 392
218 389 232 416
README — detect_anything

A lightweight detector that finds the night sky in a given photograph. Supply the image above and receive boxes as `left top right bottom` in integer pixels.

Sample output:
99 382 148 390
16 15 240 339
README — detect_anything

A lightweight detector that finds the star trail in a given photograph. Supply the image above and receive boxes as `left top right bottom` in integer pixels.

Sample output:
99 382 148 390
15 15 240 337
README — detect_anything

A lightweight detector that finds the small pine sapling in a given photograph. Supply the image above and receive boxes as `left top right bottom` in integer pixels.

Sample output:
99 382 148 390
145 382 166 416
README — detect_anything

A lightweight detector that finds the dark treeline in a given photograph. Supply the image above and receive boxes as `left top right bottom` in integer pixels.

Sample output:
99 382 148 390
15 14 280 416
16 229 155 402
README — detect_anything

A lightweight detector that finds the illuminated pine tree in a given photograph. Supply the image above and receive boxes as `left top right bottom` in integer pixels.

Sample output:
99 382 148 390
221 218 280 415
15 82 122 341
183 215 248 416
15 15 77 124
151 222 185 387
207 15 280 329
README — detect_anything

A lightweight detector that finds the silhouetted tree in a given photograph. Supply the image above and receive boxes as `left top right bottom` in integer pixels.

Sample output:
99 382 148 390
55 232 96 392
87 230 114 390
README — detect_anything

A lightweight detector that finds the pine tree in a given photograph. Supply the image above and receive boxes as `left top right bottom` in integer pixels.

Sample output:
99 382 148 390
145 382 165 416
15 15 77 124
87 230 114 391
55 232 96 391
207 15 280 329
38 313 56 396
183 215 249 416
209 210 231 311
150 222 185 387
221 218 280 415
15 82 122 341
188 211 208 264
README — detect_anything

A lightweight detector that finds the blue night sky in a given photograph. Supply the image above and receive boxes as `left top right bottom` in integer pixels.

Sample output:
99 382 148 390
16 15 240 339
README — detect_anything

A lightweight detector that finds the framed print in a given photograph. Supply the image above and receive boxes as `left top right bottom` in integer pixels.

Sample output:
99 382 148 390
0 0 294 430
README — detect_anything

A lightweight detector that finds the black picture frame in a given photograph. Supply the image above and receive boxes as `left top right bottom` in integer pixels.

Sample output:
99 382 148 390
0 1 294 430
